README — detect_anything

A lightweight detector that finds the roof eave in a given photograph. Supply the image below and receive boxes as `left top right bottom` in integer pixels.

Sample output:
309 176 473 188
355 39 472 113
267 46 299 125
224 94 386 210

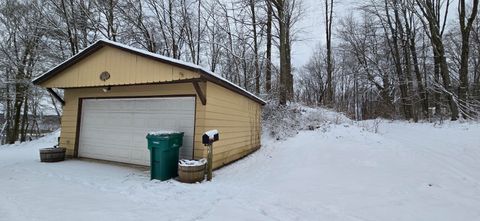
32 40 106 85
199 73 266 105
32 40 266 105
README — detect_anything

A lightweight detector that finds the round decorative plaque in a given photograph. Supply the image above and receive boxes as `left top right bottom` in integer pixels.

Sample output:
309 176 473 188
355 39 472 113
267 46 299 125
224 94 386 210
99 71 110 81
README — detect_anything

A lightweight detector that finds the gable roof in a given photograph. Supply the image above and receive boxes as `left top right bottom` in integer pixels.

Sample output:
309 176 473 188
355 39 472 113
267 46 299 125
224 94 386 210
33 39 266 105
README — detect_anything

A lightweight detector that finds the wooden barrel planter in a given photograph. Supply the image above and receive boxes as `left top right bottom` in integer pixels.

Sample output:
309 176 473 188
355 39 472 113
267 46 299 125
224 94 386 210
178 159 207 183
39 147 66 162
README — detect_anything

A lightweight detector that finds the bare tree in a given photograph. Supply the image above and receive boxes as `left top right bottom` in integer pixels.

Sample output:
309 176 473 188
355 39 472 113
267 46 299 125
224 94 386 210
118 0 157 52
0 0 45 143
457 0 479 118
416 0 459 120
337 14 396 118
265 0 273 93
270 0 302 105
402 2 429 118
324 0 334 107
246 0 261 94
96 0 119 41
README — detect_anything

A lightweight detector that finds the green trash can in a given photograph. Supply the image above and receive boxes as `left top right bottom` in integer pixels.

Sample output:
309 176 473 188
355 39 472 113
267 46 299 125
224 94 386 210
146 132 184 181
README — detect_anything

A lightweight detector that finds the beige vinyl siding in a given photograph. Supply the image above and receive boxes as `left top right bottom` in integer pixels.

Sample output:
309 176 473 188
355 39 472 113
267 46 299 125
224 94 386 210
40 46 200 88
59 83 206 158
204 82 261 169
41 42 263 169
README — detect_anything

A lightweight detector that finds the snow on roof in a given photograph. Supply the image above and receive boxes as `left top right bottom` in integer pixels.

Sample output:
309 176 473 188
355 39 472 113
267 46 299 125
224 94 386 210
101 39 265 104
33 39 266 105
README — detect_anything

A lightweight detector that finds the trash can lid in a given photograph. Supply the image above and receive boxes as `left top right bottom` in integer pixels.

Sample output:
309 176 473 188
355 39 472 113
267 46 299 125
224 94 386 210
148 130 182 135
146 130 184 139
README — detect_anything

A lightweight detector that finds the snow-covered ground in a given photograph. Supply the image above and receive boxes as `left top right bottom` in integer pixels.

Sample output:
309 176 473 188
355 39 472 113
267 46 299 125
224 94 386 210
1 120 480 220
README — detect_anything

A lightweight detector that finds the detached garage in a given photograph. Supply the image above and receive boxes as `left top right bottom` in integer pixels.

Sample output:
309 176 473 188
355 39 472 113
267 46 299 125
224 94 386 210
33 39 265 169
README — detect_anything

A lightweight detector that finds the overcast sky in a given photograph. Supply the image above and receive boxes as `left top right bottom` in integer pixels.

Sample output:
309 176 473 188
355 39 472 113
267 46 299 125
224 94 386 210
291 0 323 68
291 0 356 68
292 0 460 68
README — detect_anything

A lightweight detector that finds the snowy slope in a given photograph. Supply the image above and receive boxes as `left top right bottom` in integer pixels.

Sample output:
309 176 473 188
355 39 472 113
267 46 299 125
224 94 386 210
1 120 480 220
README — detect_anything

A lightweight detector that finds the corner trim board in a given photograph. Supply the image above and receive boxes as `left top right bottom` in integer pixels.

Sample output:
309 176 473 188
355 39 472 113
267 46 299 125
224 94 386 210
47 88 65 106
192 81 206 105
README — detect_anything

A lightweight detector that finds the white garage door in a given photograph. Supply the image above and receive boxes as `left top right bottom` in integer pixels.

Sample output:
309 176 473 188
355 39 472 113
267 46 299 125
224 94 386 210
78 97 195 166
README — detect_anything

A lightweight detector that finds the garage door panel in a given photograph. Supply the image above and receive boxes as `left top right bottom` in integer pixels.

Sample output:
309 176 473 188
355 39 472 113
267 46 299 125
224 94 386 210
131 136 149 146
84 113 134 126
80 137 134 149
81 148 130 161
81 134 133 146
81 127 135 139
78 97 195 166
143 118 176 128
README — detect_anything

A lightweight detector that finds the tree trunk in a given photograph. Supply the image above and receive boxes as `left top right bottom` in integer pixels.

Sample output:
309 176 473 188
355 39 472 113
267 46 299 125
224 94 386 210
286 21 293 101
265 0 272 93
250 0 261 94
437 41 459 120
197 0 201 65
402 38 418 121
457 0 479 118
384 0 413 120
20 95 29 142
432 51 441 115
108 0 116 41
4 69 12 144
325 0 334 106
276 0 288 105
10 83 24 144
60 0 78 55
403 8 429 118
410 34 429 118
418 0 459 120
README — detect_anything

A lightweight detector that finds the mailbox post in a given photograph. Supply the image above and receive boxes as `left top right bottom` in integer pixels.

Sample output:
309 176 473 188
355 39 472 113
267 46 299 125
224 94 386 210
202 130 219 181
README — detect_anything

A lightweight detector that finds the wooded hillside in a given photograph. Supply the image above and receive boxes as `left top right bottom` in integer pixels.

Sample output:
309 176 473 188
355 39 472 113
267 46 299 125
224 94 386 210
1 0 479 144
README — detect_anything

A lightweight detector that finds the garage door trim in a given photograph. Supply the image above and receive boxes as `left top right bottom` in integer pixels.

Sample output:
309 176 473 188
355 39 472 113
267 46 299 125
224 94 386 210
73 94 197 163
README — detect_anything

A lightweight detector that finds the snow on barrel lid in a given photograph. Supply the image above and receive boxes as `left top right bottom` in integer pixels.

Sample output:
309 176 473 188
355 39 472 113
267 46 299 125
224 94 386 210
179 158 207 167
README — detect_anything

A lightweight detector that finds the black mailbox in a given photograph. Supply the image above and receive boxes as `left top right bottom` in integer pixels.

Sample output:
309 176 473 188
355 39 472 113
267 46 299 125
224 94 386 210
202 130 219 145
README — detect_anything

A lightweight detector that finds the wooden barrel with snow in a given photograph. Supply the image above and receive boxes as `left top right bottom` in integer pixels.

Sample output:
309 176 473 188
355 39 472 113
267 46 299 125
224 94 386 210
39 147 66 162
178 159 207 183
